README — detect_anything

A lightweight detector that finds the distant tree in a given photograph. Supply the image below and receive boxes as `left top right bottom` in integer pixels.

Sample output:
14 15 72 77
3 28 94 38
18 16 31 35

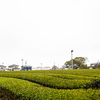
64 57 88 68
64 60 72 66
74 57 88 67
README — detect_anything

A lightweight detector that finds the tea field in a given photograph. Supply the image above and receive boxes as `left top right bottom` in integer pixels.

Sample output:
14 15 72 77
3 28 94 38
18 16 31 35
0 69 100 100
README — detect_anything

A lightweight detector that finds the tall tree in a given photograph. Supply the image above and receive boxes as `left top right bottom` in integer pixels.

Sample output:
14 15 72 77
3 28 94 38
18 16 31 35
74 57 88 67
64 57 88 67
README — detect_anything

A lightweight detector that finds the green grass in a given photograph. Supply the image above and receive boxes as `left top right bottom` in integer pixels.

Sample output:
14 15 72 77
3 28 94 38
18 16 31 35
0 69 100 99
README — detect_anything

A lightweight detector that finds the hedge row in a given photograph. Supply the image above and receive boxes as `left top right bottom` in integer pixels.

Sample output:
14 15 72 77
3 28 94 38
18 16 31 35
1 69 100 76
0 73 91 89
0 77 100 100
48 74 99 80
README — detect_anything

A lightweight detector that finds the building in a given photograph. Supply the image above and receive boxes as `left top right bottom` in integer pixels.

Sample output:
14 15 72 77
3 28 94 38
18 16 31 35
33 66 51 70
21 65 32 71
12 67 20 71
8 64 19 71
62 64 78 70
52 65 59 70
90 62 100 69
0 65 8 71
62 65 69 70
43 66 51 70
0 65 6 69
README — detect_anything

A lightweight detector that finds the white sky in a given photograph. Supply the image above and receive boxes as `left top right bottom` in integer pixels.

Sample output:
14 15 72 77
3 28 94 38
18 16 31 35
0 0 100 68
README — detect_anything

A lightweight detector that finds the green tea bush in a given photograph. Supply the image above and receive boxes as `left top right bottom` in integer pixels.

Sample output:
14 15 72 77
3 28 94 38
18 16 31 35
48 74 99 80
0 73 91 89
0 77 100 100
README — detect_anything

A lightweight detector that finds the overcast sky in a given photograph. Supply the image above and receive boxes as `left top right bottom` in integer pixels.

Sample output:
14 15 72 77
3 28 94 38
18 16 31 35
0 0 100 68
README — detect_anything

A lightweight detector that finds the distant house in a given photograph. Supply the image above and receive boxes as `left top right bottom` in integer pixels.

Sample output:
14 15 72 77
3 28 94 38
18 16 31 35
8 64 19 71
62 64 78 70
0 65 7 71
0 65 6 69
34 66 51 70
43 66 51 70
52 65 59 70
4 69 10 71
21 66 32 71
45 66 50 68
62 65 66 70
89 67 93 69
12 67 20 71
36 66 42 70
90 62 100 69
73 64 79 69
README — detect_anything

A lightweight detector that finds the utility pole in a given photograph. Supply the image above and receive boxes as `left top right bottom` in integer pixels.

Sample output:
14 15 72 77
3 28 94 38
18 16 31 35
54 62 55 66
41 63 42 67
21 59 23 67
58 64 59 68
25 60 27 66
71 50 73 69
